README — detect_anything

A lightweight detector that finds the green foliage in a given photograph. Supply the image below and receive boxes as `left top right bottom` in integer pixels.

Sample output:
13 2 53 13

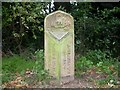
85 50 112 64
75 50 118 85
2 2 120 59
2 2 49 54
32 49 50 82
2 50 50 84
71 3 120 57
20 48 35 60
75 56 93 76
118 62 120 77
97 75 118 85
2 55 35 83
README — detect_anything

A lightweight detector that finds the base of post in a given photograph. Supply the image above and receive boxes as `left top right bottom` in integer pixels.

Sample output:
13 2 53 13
49 75 74 86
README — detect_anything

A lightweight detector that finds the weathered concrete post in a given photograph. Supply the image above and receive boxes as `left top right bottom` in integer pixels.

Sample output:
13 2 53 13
44 10 74 84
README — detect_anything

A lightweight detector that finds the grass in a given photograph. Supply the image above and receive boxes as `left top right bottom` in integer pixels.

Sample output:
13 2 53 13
2 55 35 83
2 50 50 86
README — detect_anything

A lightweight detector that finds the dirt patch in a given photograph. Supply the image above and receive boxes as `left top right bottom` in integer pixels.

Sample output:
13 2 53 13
32 78 97 88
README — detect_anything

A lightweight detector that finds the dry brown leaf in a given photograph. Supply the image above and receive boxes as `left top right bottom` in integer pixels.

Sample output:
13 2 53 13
15 84 24 88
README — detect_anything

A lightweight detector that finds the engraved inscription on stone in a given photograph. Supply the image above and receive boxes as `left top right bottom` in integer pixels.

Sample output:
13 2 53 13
44 10 74 84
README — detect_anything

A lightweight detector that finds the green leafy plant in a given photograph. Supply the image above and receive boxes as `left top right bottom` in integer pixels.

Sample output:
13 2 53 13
97 75 118 86
75 56 93 77
75 50 118 86
32 49 50 83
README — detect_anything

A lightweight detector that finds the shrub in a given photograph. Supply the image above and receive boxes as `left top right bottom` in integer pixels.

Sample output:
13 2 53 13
86 50 113 64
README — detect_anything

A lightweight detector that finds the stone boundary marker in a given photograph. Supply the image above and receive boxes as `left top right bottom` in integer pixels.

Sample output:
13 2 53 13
44 10 74 85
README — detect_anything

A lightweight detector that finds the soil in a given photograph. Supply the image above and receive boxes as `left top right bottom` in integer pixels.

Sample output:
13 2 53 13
2 68 119 88
33 78 97 88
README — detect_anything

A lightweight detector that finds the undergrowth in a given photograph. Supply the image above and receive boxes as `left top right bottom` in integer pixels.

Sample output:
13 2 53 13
2 49 50 85
2 49 119 87
75 50 118 86
2 55 35 83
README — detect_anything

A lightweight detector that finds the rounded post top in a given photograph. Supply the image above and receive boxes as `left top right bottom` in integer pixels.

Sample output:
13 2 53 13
45 10 73 21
